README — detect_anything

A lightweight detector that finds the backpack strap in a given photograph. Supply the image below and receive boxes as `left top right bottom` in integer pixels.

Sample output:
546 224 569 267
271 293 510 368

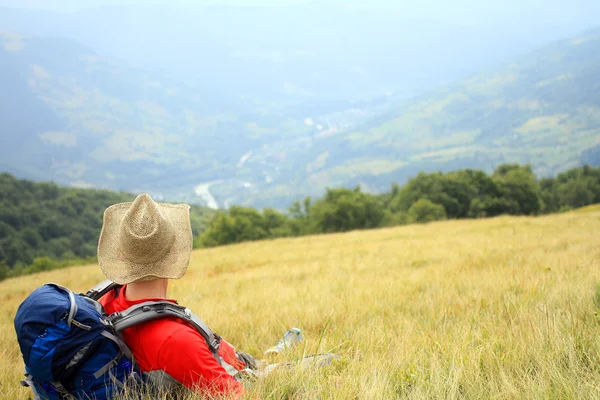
85 280 122 301
109 301 222 359
49 381 76 400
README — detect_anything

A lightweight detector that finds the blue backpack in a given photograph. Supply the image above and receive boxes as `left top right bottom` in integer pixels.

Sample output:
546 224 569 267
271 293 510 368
14 281 225 400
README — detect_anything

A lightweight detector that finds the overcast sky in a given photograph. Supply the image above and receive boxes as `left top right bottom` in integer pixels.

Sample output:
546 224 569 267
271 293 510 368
1 0 307 9
1 0 599 27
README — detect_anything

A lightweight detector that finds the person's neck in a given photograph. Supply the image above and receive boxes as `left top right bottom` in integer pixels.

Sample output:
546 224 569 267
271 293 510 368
125 279 169 300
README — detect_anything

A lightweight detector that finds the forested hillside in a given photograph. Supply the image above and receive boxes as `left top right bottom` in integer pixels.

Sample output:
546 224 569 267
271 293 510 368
0 173 213 270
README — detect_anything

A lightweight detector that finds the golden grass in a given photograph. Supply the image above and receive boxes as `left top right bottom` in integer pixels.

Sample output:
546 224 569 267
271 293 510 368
2 210 600 399
573 204 600 213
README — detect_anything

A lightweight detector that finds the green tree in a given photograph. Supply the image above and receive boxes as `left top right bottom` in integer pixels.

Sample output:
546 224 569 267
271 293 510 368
0 260 9 281
310 187 385 233
288 196 312 235
492 164 542 215
551 166 600 210
26 257 59 273
2 236 33 266
468 197 518 218
22 228 43 247
408 199 447 223
381 210 411 227
389 172 477 218
262 208 293 237
539 177 558 213
200 207 270 247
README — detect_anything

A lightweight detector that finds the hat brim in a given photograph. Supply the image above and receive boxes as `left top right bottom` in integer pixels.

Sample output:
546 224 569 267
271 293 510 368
98 202 193 285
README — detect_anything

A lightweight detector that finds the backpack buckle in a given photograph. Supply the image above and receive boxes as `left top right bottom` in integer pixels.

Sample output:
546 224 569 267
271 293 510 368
142 303 167 313
109 311 122 320
100 317 112 326
213 333 222 349
154 304 167 314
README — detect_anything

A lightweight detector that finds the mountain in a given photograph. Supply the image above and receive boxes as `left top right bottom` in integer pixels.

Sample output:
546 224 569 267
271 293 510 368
1 26 599 209
0 29 389 207
0 32 269 195
2 1 600 110
307 27 600 195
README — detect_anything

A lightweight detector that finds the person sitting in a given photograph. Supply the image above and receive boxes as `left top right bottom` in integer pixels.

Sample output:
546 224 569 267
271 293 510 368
97 193 254 398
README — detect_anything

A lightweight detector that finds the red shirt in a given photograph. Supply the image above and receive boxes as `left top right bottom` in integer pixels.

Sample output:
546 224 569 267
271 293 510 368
100 286 245 397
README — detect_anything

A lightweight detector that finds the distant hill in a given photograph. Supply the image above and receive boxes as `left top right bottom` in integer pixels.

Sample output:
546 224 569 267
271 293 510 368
5 1 597 107
0 173 214 269
270 27 600 202
0 27 599 209
0 30 386 207
0 32 258 189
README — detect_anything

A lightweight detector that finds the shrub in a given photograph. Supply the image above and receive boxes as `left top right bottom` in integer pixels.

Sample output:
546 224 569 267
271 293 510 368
408 199 447 223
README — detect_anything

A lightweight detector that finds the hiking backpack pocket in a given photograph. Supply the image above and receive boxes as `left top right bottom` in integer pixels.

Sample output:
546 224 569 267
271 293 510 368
14 283 138 400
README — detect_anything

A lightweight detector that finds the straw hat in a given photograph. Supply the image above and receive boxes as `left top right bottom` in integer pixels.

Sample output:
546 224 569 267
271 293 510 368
98 194 193 285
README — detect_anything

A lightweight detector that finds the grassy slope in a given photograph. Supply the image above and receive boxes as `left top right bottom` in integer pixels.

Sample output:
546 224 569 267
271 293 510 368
1 209 600 399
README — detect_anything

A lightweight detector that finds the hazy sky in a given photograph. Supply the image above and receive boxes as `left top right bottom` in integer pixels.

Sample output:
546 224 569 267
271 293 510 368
1 0 309 9
1 0 599 27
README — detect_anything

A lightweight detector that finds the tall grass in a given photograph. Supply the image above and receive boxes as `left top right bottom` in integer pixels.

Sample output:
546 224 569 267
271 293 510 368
1 209 599 399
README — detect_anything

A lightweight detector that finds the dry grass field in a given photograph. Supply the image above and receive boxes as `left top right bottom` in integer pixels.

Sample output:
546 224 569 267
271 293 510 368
1 209 600 399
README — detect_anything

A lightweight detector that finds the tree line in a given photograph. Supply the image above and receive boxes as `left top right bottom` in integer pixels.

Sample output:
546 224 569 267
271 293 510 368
1 164 599 281
198 164 600 247
0 173 213 280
